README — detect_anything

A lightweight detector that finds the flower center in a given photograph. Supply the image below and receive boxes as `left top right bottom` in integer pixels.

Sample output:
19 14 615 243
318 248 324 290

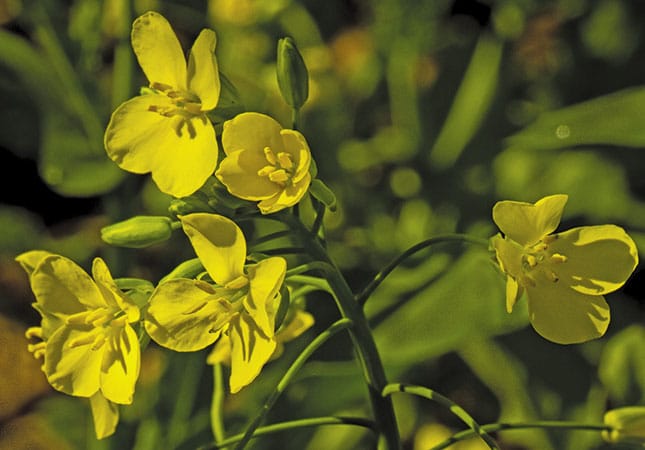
257 146 296 186
64 307 129 351
147 82 204 138
519 235 568 287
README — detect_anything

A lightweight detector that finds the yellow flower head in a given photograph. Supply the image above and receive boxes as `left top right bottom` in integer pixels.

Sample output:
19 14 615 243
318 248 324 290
603 406 645 445
215 112 312 214
16 251 141 439
491 194 638 344
145 213 286 393
105 11 220 198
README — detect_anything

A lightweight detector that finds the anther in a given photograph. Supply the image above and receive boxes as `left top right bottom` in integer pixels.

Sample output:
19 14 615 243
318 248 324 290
25 327 43 339
269 169 289 183
257 166 275 177
225 275 249 290
183 301 208 315
550 253 568 263
277 152 293 169
264 147 277 165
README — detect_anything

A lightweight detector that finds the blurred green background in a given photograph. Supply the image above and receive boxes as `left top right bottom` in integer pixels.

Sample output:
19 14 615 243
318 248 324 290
1 0 644 449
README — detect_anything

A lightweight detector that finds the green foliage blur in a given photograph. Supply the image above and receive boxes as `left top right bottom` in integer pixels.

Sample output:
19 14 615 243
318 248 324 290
1 0 644 449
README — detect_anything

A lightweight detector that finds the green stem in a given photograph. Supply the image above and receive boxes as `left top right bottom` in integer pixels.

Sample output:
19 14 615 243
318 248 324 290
110 0 134 108
356 234 489 305
210 364 226 444
201 415 376 449
430 421 611 450
310 200 326 238
286 261 335 277
382 383 498 450
286 275 333 295
249 230 294 248
234 318 354 450
282 213 401 449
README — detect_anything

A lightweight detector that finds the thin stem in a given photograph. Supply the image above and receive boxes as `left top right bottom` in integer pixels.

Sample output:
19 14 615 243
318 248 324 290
280 212 401 449
110 0 133 108
286 275 333 294
356 234 489 305
382 383 498 450
311 200 326 238
291 107 299 130
253 247 307 256
234 318 354 450
430 421 611 450
200 415 376 449
286 261 334 277
210 364 226 444
249 230 294 248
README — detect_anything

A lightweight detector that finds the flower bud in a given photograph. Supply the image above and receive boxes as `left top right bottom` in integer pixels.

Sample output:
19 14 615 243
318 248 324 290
276 37 309 110
603 406 645 444
101 216 174 248
309 178 337 212
168 196 214 216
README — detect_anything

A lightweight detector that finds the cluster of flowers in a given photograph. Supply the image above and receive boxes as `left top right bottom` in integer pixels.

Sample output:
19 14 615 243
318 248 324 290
16 10 643 445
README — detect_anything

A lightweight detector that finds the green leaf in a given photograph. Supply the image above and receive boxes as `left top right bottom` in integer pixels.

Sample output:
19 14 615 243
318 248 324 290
506 87 645 151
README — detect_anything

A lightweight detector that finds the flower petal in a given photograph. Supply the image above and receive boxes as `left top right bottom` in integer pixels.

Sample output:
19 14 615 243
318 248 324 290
92 258 140 323
31 255 105 315
257 174 311 214
188 29 220 111
105 95 219 198
100 325 140 404
89 392 119 440
245 257 286 337
131 11 186 90
505 276 521 313
206 334 231 365
228 313 277 393
276 309 314 344
550 225 639 295
216 149 282 200
527 283 610 344
493 194 568 246
45 325 102 397
145 279 233 351
221 112 284 156
15 250 54 276
280 129 311 183
180 213 246 285
491 234 523 281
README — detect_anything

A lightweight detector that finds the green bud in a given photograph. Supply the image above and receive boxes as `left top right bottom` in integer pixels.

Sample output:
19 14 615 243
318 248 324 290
168 196 214 216
101 216 174 248
309 179 337 212
277 37 309 110
159 258 205 284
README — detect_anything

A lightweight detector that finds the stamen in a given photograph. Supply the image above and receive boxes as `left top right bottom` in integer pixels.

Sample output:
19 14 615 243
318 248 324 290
264 147 277 165
277 152 293 169
151 82 173 92
269 169 289 183
257 165 275 177
33 348 46 360
225 275 249 290
550 253 568 263
183 301 208 315
110 316 128 328
25 327 43 339
90 335 107 351
68 330 102 348
525 255 537 268
28 342 46 354
548 271 559 282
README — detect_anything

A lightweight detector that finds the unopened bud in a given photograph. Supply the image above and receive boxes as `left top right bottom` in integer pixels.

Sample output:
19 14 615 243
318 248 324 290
603 406 645 445
277 37 309 110
309 179 337 212
101 216 174 248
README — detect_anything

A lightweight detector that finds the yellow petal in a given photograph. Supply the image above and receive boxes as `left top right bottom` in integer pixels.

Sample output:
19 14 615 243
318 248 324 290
257 174 311 214
245 257 286 337
100 325 140 404
505 276 521 313
221 112 284 156
526 283 610 344
31 255 106 315
145 279 233 351
491 234 523 281
92 258 140 322
549 225 639 295
280 129 311 183
493 194 568 246
89 392 120 440
276 309 314 344
45 325 102 397
180 213 246 285
15 250 54 276
216 149 282 200
206 335 231 365
105 95 219 198
228 314 277 393
603 406 645 444
131 11 187 90
188 29 220 111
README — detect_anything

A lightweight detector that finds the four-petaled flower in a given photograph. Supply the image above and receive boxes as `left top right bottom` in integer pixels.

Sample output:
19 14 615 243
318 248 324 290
16 250 141 439
491 194 638 344
105 11 220 198
216 112 312 214
144 213 286 393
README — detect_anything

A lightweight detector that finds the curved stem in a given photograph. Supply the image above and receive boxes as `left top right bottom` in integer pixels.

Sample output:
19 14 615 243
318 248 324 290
382 383 498 450
430 421 611 450
286 275 333 294
286 261 334 277
281 213 401 449
200 415 376 449
210 364 226 443
249 230 293 248
356 234 489 305
234 318 354 450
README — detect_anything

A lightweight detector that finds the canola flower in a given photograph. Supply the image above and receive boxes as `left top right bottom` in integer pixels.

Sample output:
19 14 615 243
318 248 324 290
16 251 141 439
603 406 645 445
105 11 220 198
491 194 638 344
216 112 312 214
145 213 287 393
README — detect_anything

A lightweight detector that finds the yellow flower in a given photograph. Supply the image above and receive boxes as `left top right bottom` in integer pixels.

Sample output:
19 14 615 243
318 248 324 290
603 406 645 444
215 112 312 214
105 11 220 198
145 213 286 393
491 194 638 344
17 251 141 439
